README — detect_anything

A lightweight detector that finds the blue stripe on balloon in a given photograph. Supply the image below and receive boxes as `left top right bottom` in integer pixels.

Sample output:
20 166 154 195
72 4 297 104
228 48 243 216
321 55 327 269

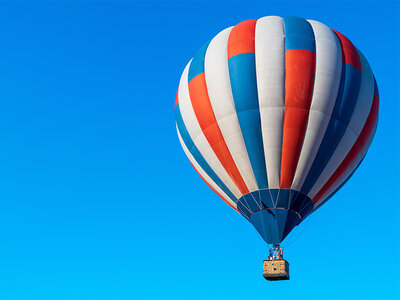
300 62 362 195
187 40 211 83
228 52 268 189
373 76 379 98
175 104 238 203
283 16 315 52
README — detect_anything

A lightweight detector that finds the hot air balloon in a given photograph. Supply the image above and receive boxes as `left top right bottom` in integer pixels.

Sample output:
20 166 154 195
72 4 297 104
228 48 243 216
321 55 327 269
174 16 379 281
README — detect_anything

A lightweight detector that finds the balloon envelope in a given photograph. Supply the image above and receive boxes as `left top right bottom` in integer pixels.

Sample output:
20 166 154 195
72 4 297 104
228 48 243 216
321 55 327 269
175 16 379 244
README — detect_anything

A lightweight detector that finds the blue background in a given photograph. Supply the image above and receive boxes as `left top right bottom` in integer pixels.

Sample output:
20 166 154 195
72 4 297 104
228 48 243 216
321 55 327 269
0 1 398 299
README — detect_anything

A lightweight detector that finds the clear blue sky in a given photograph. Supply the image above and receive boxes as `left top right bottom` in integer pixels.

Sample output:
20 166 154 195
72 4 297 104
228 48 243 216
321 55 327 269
0 1 398 300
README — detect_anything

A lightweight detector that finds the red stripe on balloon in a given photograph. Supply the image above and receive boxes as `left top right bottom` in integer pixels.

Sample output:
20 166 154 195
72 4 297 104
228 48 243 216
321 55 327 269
313 93 379 203
280 49 316 188
174 87 179 108
332 29 362 72
188 73 250 196
227 19 257 58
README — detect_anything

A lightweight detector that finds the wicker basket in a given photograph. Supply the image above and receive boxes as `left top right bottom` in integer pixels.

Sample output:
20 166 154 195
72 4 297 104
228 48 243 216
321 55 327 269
263 259 290 281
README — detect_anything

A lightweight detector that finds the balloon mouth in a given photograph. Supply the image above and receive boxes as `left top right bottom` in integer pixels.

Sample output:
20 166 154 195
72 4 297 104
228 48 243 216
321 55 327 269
236 189 314 244
250 208 301 244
